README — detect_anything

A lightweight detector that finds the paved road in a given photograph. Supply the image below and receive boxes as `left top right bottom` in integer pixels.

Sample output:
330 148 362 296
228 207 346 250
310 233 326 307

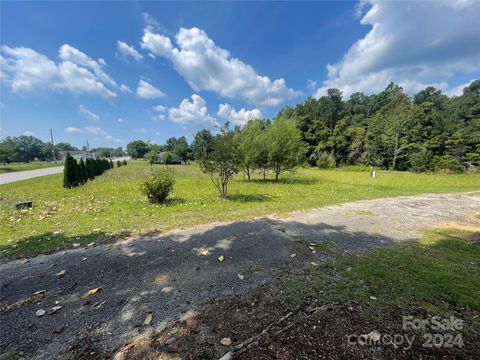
0 166 64 185
0 192 479 359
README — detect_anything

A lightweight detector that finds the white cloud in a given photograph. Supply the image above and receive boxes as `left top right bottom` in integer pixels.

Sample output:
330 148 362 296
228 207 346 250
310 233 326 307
1 45 117 98
136 79 166 99
85 126 106 136
444 80 475 97
153 104 167 112
307 79 317 91
59 44 116 87
117 118 124 123
105 135 122 143
314 0 480 98
116 41 143 61
22 131 35 136
120 84 132 93
217 103 262 127
168 94 218 126
78 104 99 121
141 27 300 106
65 127 81 133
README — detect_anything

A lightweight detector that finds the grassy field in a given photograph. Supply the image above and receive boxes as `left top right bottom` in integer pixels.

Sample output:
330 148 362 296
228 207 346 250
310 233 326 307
0 160 479 260
0 162 63 174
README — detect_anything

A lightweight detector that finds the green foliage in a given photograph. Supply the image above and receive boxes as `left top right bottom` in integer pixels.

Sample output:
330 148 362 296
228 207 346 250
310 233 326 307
140 168 175 203
116 160 122 168
237 119 269 180
145 149 159 165
78 158 88 183
316 153 336 169
432 155 465 173
198 125 240 198
123 159 127 166
192 129 214 161
126 140 149 159
267 115 304 180
85 158 95 179
283 81 479 172
409 148 433 172
63 153 80 188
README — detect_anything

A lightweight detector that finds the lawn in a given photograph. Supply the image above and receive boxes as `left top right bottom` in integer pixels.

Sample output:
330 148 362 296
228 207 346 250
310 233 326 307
0 162 63 173
0 160 479 260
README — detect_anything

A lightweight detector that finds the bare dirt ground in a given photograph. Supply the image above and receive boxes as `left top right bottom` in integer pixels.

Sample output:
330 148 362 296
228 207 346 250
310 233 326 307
0 192 479 359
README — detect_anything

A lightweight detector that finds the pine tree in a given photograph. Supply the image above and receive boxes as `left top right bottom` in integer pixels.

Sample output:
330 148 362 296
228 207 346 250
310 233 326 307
78 158 88 183
86 158 95 180
63 152 79 188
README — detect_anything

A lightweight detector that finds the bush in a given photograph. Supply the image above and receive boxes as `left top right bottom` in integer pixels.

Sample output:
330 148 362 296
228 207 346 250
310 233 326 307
123 159 127 166
78 158 88 183
116 160 122 168
410 149 433 172
140 169 175 203
432 155 465 173
316 154 336 169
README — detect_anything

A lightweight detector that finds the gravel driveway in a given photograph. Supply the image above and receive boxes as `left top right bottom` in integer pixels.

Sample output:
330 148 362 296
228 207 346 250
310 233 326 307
0 167 64 185
0 192 479 359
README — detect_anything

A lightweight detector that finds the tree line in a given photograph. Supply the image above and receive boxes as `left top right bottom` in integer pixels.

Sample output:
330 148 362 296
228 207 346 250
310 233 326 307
0 135 125 163
127 80 478 175
63 153 118 188
282 80 479 172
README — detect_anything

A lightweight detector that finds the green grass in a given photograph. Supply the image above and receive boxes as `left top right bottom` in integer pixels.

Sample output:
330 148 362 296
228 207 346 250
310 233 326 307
0 161 479 260
0 162 62 173
279 230 480 352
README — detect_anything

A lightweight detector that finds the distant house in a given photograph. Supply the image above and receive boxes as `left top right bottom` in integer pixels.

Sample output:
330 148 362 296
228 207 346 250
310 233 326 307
58 150 96 161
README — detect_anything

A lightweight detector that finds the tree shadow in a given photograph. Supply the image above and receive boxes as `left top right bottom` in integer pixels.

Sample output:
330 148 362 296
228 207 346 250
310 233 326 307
227 194 271 202
248 177 319 185
0 231 131 262
0 218 412 359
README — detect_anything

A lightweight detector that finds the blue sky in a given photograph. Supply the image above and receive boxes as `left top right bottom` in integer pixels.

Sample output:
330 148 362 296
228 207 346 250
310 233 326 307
1 0 479 148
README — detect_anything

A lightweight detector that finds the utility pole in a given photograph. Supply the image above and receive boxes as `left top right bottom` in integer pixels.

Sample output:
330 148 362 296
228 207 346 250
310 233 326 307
49 129 56 161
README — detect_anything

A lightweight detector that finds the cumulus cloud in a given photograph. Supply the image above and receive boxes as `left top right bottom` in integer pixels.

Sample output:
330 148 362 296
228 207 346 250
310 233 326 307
116 41 143 61
78 104 99 121
217 103 262 127
314 0 480 98
136 79 166 99
168 94 218 126
141 27 300 106
1 45 117 97
85 126 106 136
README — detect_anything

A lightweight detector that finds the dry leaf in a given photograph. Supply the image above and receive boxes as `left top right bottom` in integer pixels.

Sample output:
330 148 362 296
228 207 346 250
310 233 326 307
48 306 62 315
144 312 153 325
369 296 377 300
237 273 244 280
200 249 209 256
56 270 66 277
220 337 232 346
86 287 102 296
290 253 296 258
73 243 81 247
218 255 225 262
33 290 47 296
155 275 168 284
310 262 318 266
36 309 46 317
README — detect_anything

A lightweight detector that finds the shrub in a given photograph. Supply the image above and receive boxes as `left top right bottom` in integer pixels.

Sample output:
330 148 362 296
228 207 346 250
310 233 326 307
63 153 80 188
85 158 95 179
432 155 464 173
110 159 114 169
316 154 336 169
116 160 122 168
140 169 175 203
123 159 127 166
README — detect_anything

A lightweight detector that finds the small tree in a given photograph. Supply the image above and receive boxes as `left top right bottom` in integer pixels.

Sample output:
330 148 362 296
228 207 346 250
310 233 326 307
116 160 122 168
86 158 95 179
110 159 114 169
63 152 79 188
198 125 240 198
123 159 127 166
145 149 159 165
238 119 265 180
267 115 304 180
